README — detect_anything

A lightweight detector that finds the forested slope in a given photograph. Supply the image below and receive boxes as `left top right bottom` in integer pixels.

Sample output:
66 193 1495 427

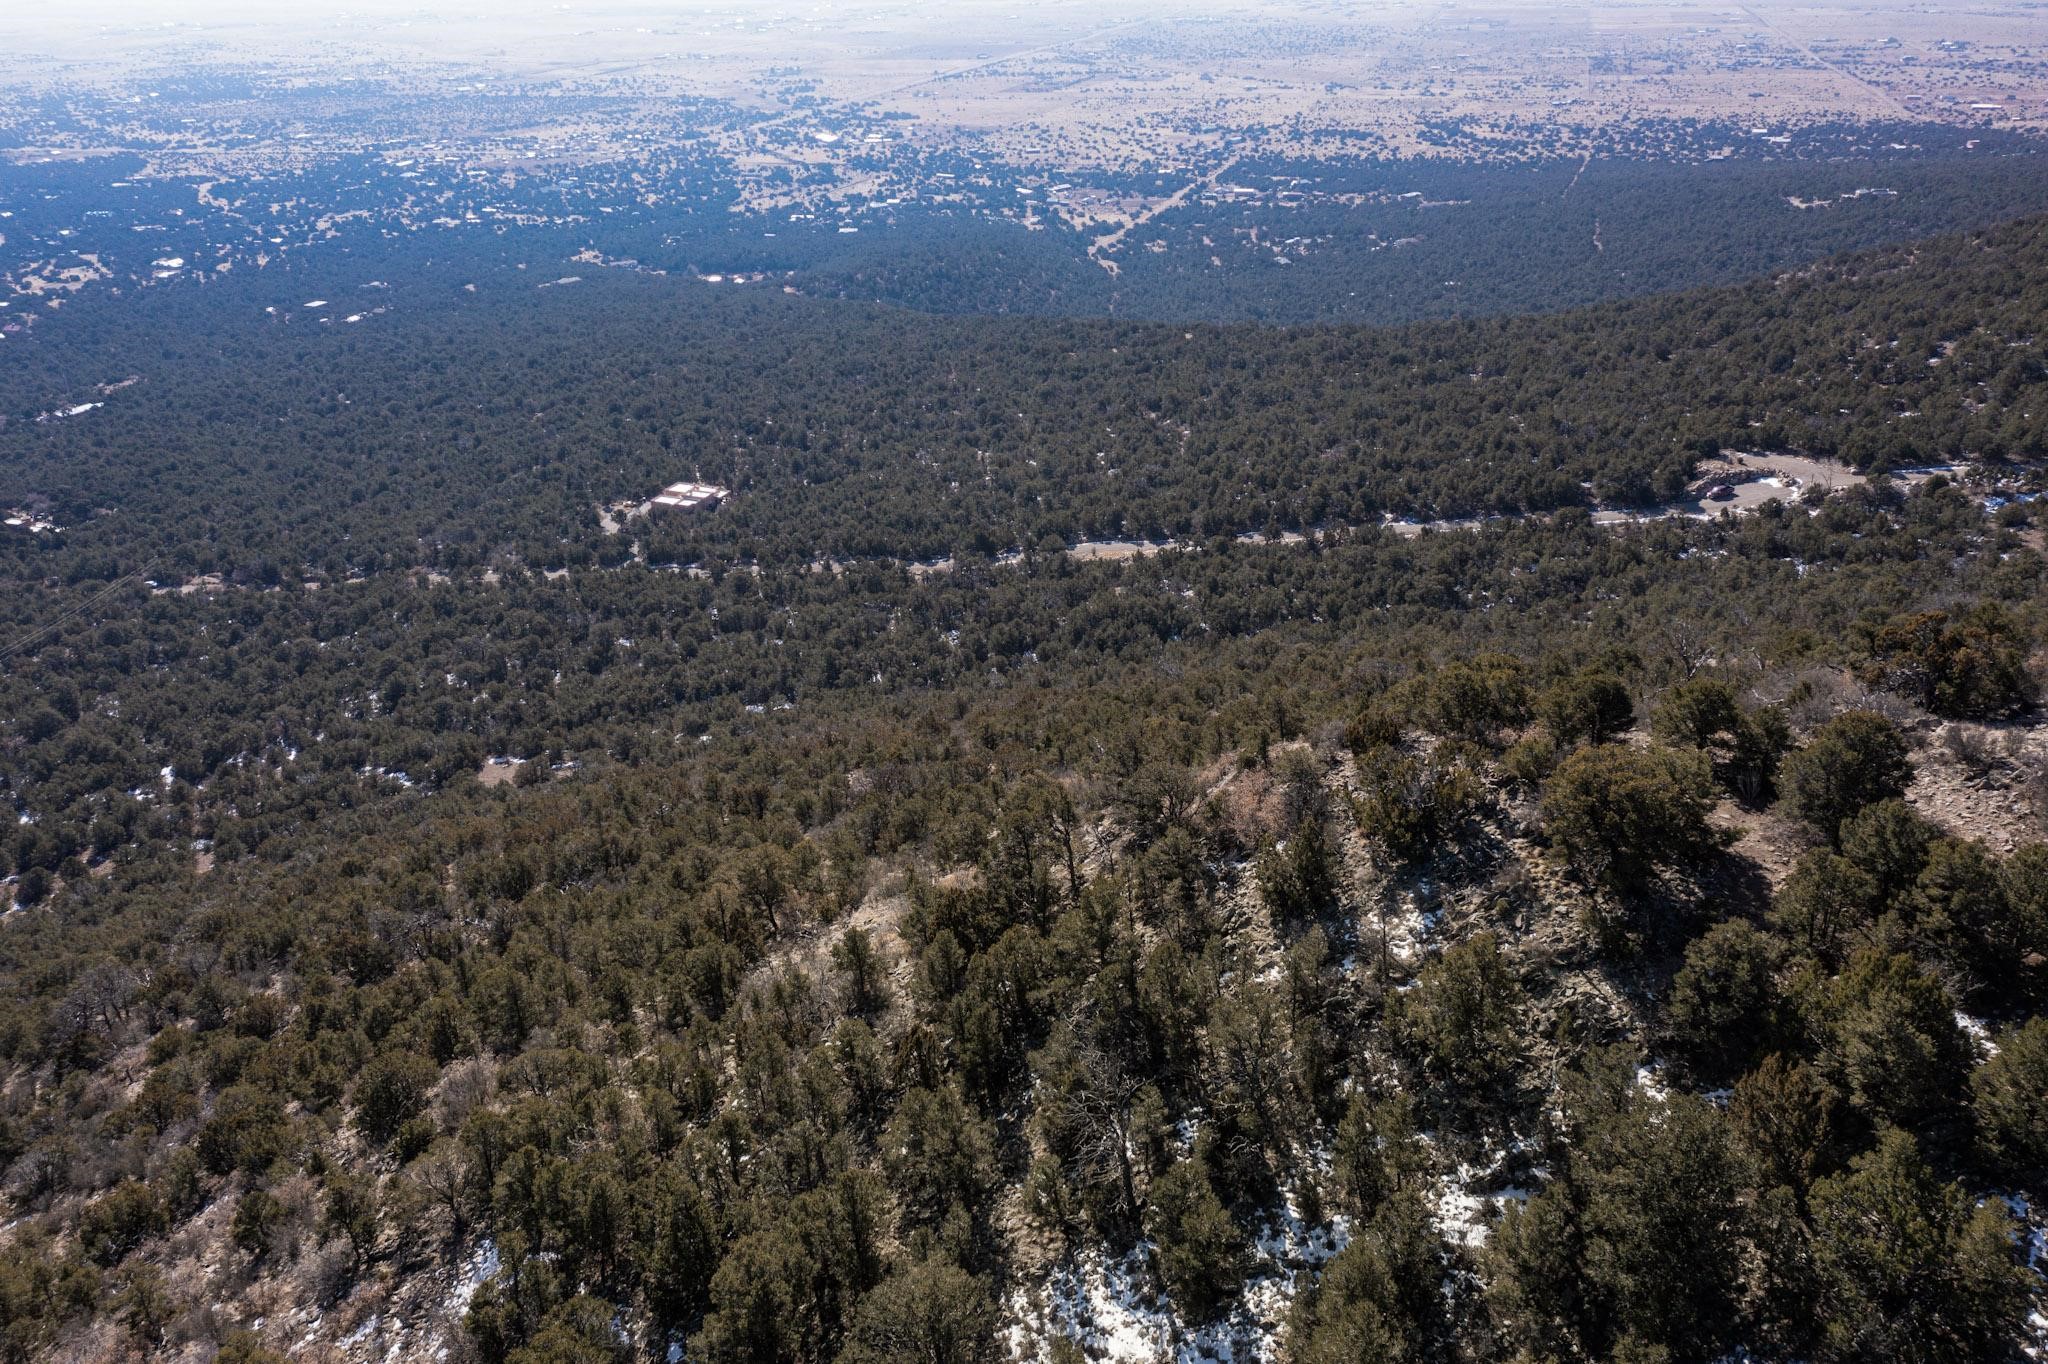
781 147 2048 324
0 205 2045 1364
4 214 2047 593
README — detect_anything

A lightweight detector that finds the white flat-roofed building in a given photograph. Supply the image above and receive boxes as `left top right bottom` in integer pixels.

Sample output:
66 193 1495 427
650 481 730 512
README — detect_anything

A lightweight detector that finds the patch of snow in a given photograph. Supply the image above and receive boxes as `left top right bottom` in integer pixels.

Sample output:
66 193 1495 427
1007 1246 1196 1363
454 1238 500 1308
1011 1184 1346 1363
1956 1012 1998 1057
1432 1144 1540 1249
1371 880 1441 967
1436 1169 1492 1248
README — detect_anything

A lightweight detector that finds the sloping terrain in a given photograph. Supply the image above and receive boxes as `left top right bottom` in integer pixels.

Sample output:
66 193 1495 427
1 213 2046 1364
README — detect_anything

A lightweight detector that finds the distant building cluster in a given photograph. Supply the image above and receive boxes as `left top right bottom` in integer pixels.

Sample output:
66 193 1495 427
650 480 730 512
2 507 60 534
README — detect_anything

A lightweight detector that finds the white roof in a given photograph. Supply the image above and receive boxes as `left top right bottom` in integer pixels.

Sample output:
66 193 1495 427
652 481 730 509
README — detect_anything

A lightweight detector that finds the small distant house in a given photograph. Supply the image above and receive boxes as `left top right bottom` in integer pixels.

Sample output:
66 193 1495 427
650 480 730 512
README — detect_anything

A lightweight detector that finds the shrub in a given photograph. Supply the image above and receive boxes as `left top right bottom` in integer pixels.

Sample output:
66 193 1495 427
1536 670 1634 747
1542 744 1721 889
1257 814 1340 922
1857 607 2032 719
1413 654 1531 743
196 1085 294 1176
1344 702 1404 755
1779 711 1912 844
1908 838 2021 990
1350 745 1482 862
1973 1016 2048 1179
1770 850 1877 961
76 1181 168 1267
1727 1054 1837 1198
353 1052 441 1148
1837 799 1936 905
1651 678 1789 801
1575 1096 1746 1356
1392 932 1526 1095
839 1260 998 1364
1501 732 1560 786
1665 921 1777 1080
1144 1160 1246 1323
1288 1191 1441 1364
1821 951 1970 1127
1809 1129 2031 1362
217 1331 290 1364
1655 678 1746 751
231 1187 288 1261
1996 842 2048 962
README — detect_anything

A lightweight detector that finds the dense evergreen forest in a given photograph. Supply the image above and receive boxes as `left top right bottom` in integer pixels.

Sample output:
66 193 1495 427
1 181 2046 1364
780 143 2048 323
6 133 2048 329
8 211 2048 585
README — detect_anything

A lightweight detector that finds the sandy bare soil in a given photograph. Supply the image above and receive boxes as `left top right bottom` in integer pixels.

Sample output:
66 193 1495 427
477 758 527 788
1906 718 2048 855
